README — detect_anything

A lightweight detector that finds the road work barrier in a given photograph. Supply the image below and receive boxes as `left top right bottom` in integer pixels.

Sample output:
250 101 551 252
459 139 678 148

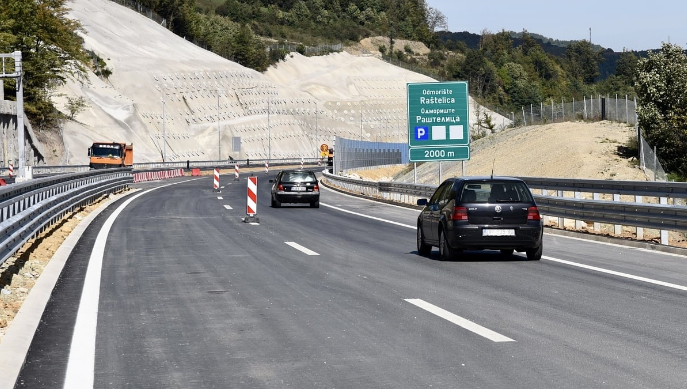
213 168 220 191
245 176 259 223
234 164 240 181
133 169 184 183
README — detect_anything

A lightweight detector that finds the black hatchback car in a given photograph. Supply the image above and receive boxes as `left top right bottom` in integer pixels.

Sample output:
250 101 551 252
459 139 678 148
270 169 320 208
416 177 543 261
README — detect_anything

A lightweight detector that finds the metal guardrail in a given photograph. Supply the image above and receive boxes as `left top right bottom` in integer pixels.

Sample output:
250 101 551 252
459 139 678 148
322 171 687 244
28 158 321 175
0 169 132 267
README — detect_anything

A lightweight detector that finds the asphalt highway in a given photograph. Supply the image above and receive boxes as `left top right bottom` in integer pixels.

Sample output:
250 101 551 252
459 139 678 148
10 174 687 388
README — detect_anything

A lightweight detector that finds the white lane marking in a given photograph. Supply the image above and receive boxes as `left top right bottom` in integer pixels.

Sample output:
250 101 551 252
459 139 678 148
321 201 686 292
224 205 233 210
545 232 687 258
217 196 223 200
64 180 190 389
405 299 515 343
319 184 423 212
543 255 687 291
320 203 415 229
285 242 320 256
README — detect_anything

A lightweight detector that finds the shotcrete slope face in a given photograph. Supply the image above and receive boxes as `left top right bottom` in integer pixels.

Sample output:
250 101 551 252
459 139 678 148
58 0 507 164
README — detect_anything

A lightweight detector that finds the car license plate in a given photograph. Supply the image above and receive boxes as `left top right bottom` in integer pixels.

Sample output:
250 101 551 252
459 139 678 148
482 229 515 236
291 186 306 192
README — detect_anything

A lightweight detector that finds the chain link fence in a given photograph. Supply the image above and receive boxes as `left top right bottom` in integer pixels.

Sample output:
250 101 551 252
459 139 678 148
639 132 667 181
491 95 637 127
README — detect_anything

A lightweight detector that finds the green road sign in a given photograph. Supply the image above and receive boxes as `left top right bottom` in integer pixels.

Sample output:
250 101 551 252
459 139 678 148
409 146 469 162
407 81 470 162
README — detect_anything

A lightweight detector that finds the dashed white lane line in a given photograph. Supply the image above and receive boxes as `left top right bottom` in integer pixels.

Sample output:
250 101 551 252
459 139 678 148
285 242 320 256
543 256 687 291
217 196 223 200
405 299 515 343
224 205 233 210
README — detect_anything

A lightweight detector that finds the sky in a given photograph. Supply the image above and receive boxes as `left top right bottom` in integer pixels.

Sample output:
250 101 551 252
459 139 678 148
424 0 687 52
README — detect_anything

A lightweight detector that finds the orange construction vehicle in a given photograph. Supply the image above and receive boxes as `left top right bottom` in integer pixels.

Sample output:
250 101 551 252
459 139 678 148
88 142 133 169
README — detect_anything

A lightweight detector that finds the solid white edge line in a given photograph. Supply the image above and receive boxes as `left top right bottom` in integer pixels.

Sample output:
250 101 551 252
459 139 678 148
542 255 687 291
320 198 687 292
320 202 415 229
64 180 191 389
405 299 515 343
285 242 320 256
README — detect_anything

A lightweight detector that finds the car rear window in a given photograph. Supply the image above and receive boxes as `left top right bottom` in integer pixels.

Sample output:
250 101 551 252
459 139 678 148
282 171 317 182
460 181 533 203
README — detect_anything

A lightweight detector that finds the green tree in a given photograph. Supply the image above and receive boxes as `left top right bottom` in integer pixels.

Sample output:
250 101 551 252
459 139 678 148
565 40 603 84
635 43 687 177
0 0 89 129
615 50 639 86
231 24 269 71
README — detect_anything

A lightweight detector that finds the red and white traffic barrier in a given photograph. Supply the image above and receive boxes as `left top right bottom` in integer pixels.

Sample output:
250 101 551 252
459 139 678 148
234 163 240 181
265 161 269 174
244 176 259 223
133 169 185 183
8 163 13 178
300 157 304 169
213 167 220 191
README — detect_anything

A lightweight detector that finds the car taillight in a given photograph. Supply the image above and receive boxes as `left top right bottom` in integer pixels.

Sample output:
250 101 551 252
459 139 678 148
313 184 319 192
527 206 541 221
278 184 284 191
450 206 468 221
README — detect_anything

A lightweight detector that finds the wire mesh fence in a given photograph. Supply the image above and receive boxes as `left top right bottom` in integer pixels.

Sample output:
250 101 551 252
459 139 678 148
492 95 638 127
639 133 667 181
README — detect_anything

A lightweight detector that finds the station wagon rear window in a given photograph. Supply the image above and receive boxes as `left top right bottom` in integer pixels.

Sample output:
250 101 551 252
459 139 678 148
460 182 533 203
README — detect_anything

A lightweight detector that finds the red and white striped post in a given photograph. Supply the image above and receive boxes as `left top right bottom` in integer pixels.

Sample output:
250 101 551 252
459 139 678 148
244 176 259 223
8 163 13 178
234 163 240 181
300 157 304 169
213 167 220 192
265 161 269 174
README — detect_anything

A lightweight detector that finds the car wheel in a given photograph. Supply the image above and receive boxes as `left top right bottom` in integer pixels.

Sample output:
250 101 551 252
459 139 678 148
417 224 432 256
500 249 514 257
526 245 542 261
310 200 319 208
439 228 455 261
272 197 281 208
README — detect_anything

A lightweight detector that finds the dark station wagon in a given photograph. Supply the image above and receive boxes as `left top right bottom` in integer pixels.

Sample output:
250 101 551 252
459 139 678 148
416 177 543 261
270 169 320 208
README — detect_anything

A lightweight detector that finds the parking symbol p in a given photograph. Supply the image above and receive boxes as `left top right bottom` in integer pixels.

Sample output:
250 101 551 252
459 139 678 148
415 126 429 140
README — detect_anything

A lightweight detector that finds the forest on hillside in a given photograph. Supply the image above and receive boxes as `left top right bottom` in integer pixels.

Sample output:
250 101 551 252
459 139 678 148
4 0 687 179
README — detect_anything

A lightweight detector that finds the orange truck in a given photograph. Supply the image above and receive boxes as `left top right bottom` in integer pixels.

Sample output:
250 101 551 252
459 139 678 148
88 142 133 169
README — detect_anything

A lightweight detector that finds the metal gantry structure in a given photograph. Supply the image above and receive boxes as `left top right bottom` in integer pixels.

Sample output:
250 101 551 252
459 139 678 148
0 51 25 179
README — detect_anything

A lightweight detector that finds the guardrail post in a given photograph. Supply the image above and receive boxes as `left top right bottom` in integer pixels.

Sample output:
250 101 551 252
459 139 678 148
660 197 669 245
557 190 564 228
575 191 584 229
593 193 601 232
541 189 550 225
613 194 622 235
635 195 644 239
